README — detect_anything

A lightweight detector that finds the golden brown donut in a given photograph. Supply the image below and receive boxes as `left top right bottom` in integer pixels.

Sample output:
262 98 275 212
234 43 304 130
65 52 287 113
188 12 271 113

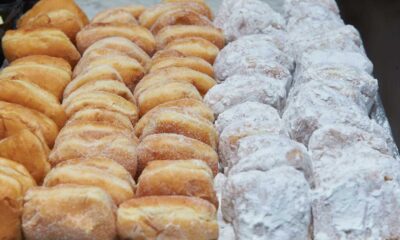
62 91 139 125
0 174 23 240
0 80 67 128
67 109 134 132
0 158 36 190
0 158 35 240
136 133 218 176
165 37 219 63
63 65 123 99
136 160 217 207
92 9 138 25
151 9 212 34
152 49 185 63
63 80 135 105
49 122 139 176
150 56 214 76
44 157 135 205
135 98 215 137
0 129 50 183
92 5 146 20
0 101 58 147
20 9 84 42
17 0 89 27
2 28 81 66
73 50 145 90
83 37 151 70
139 2 212 28
76 23 156 55
135 67 216 97
0 61 72 100
22 185 116 240
136 80 202 116
10 55 72 75
156 25 225 50
117 196 218 240
138 108 218 149
162 0 213 17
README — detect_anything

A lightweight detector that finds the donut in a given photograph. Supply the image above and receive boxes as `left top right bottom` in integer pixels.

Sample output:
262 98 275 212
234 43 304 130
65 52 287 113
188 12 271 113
0 129 50 183
19 9 84 42
0 63 71 101
63 80 135 106
150 9 212 34
67 109 134 132
44 157 135 205
0 80 67 128
138 108 218 149
0 158 35 240
135 67 216 97
73 51 145 90
3 28 81 66
76 23 156 55
152 49 185 62
49 122 139 177
117 196 218 240
136 81 202 116
83 37 151 70
164 37 219 63
62 91 139 125
156 25 225 49
135 98 214 137
22 185 116 240
91 5 146 20
63 65 123 99
139 2 212 28
10 55 72 74
136 133 218 176
92 9 138 25
136 160 218 207
150 55 214 77
0 101 58 147
17 0 89 27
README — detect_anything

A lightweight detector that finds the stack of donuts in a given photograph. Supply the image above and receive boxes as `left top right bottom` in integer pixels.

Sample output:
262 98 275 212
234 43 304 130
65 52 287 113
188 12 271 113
0 0 85 239
120 0 224 239
0 0 223 239
283 0 400 238
209 0 313 239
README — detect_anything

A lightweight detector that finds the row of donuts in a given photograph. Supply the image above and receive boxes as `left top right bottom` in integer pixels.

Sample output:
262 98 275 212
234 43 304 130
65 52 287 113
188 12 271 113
282 0 400 239
121 1 225 239
0 0 88 239
6 0 225 239
206 0 315 239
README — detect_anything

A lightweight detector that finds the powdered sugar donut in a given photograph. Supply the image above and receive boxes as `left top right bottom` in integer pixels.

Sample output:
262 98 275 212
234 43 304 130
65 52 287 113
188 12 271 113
204 74 287 115
215 36 294 81
282 82 390 146
215 102 281 133
216 0 285 42
293 64 378 112
218 111 287 167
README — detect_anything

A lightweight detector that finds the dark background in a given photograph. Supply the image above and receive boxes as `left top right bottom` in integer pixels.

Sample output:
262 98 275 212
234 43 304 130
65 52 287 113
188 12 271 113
337 0 400 147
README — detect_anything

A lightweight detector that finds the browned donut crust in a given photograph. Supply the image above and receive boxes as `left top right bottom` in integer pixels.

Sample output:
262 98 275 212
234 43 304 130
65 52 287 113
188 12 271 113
150 9 212 34
3 28 81 67
17 0 89 27
139 2 212 28
150 55 214 77
136 133 218 176
92 9 138 25
92 5 146 20
76 23 156 55
136 160 218 207
0 101 58 147
156 25 225 50
117 196 218 240
164 37 220 63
